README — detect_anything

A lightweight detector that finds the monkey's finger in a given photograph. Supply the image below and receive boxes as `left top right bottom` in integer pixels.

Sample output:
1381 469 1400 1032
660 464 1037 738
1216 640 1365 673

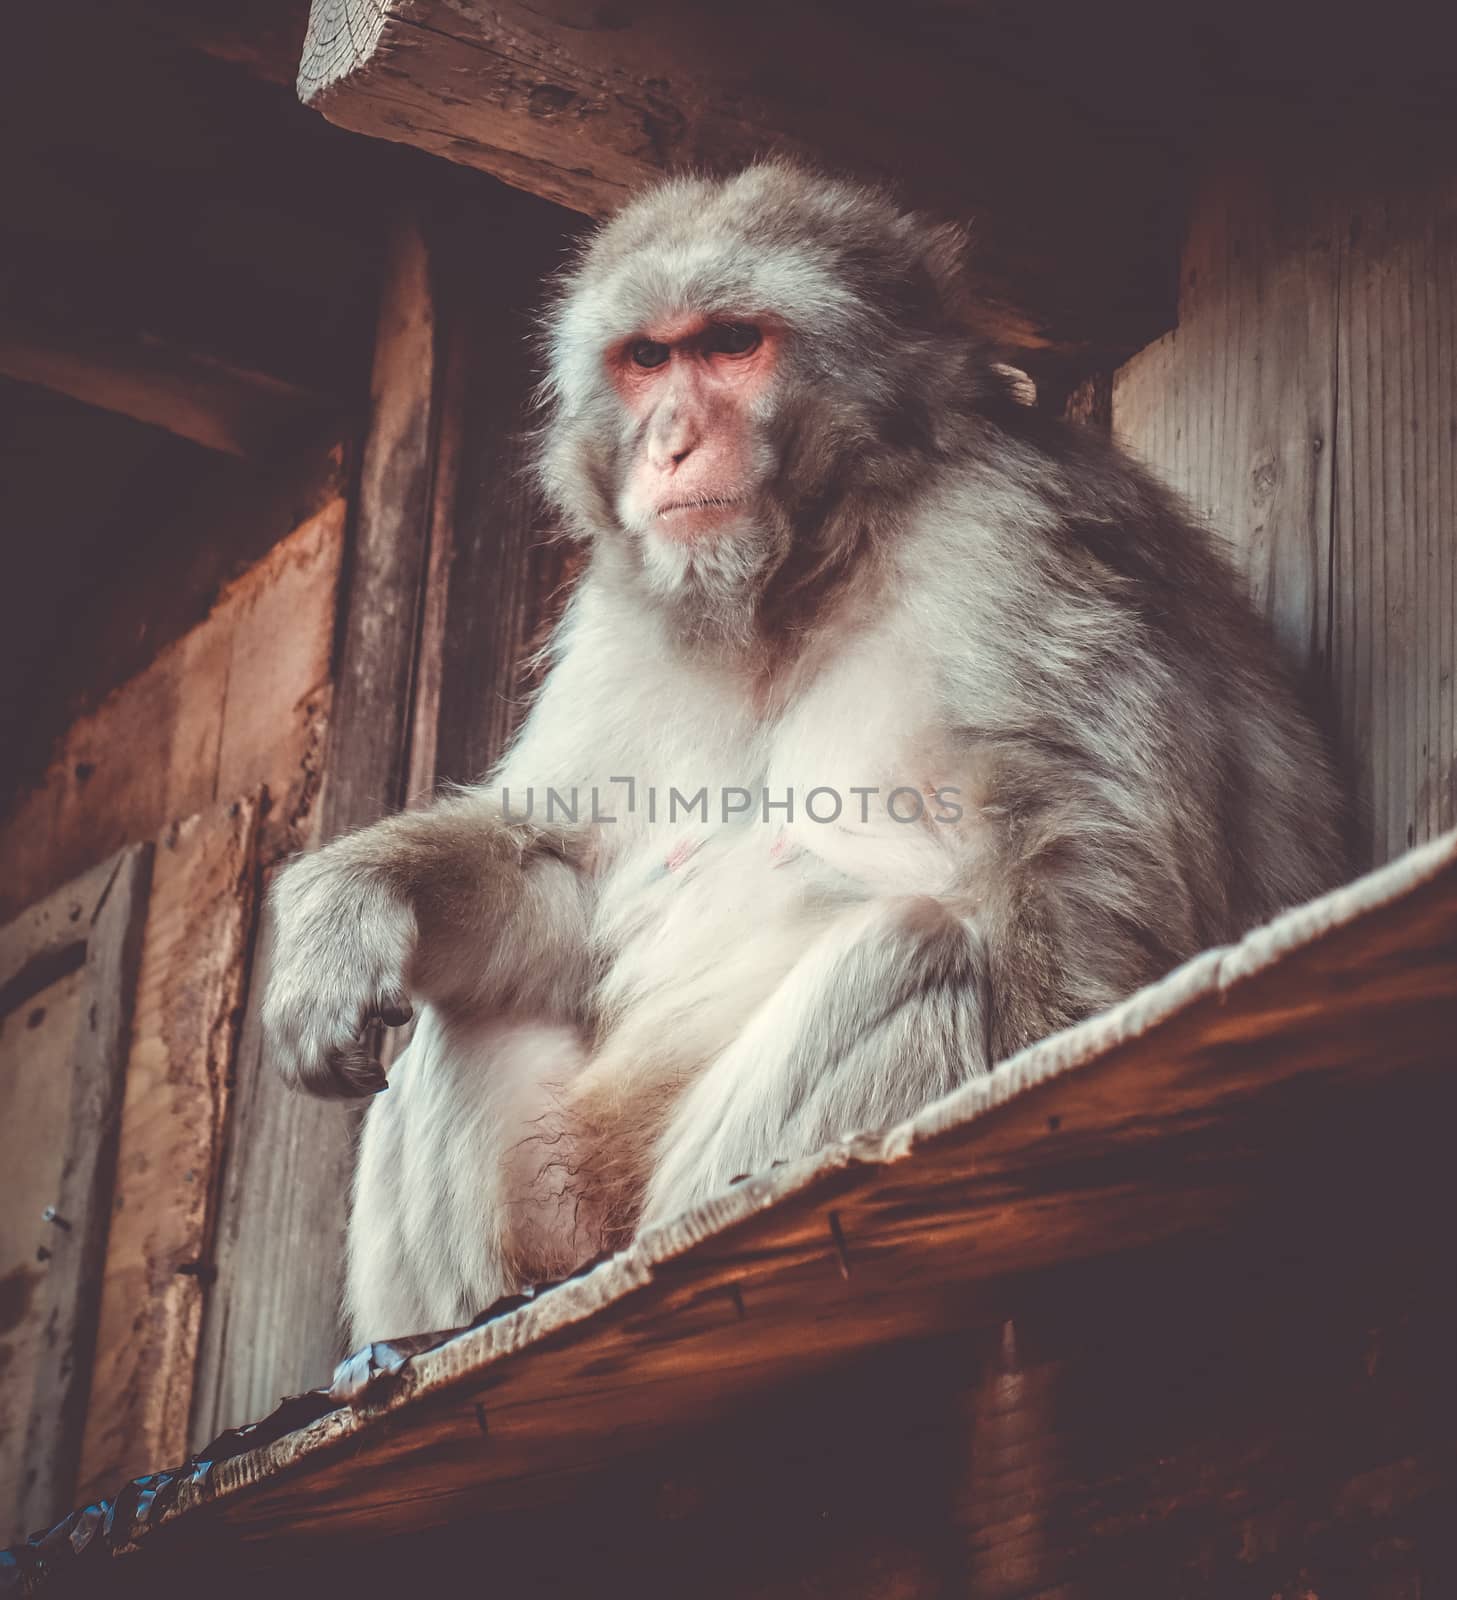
320 1042 389 1098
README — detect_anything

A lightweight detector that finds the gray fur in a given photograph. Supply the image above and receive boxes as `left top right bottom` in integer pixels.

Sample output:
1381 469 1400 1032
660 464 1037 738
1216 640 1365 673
263 161 1347 1343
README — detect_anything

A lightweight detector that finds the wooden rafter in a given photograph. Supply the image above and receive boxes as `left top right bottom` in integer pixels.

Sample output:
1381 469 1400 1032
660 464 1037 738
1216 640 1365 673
0 318 337 459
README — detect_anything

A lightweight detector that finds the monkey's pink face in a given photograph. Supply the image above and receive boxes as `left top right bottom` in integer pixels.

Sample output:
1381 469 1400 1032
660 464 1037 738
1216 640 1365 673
609 316 779 544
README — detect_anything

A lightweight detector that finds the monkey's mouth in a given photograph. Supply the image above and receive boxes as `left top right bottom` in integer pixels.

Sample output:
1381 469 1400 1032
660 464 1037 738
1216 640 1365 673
652 495 748 543
656 495 745 518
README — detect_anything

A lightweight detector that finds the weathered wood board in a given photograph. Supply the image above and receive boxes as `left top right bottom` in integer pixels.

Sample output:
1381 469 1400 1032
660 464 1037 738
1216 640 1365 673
1333 167 1457 863
39 823 1457 1577
74 797 262 1506
1113 140 1456 865
0 500 344 923
110 1233 1457 1597
0 847 154 1541
0 967 87 1543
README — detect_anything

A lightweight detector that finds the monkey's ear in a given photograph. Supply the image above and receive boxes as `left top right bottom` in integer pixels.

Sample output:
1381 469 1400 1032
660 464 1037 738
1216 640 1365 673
922 220 970 285
919 219 976 321
917 218 1008 347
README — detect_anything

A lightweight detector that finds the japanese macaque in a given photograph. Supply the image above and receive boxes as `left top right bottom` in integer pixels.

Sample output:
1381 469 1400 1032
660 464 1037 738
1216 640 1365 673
264 161 1346 1344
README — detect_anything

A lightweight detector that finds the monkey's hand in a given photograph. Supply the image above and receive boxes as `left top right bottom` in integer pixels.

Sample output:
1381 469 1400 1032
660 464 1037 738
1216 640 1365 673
262 846 417 1099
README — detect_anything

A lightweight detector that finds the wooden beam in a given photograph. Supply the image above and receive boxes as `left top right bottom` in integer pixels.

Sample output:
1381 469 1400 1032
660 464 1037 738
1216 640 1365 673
0 219 347 457
295 0 1186 365
68 1244 1457 1594
0 317 337 459
0 9 384 456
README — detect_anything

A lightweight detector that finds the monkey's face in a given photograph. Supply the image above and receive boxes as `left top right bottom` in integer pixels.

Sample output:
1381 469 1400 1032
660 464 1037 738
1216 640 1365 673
602 309 791 619
538 161 979 632
610 314 779 547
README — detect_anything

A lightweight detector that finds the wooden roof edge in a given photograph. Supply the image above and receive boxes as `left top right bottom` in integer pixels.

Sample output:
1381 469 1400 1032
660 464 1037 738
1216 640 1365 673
6 825 1453 1581
154 826 1457 1527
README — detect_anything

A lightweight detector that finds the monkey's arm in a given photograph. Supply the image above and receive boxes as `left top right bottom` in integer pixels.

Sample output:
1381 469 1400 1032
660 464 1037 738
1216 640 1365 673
639 892 989 1223
640 749 1193 1223
263 791 592 1099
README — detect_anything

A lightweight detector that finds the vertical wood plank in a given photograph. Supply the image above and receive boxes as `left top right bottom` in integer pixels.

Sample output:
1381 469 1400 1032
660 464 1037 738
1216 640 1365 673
316 215 441 832
16 844 154 1536
402 312 468 808
395 192 582 1076
1113 155 1339 679
1333 174 1457 860
192 211 444 1439
75 797 261 1504
0 966 86 1542
1112 137 1455 868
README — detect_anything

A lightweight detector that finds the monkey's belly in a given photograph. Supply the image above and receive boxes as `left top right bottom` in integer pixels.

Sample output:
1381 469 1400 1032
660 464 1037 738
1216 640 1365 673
593 829 855 1063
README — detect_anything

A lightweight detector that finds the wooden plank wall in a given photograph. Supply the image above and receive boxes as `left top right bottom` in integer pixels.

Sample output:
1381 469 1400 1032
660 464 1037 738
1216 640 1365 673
1 459 347 1528
1113 128 1456 865
0 491 345 922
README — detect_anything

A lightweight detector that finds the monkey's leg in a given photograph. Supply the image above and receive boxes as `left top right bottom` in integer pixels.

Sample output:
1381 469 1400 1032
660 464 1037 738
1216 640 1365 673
640 895 989 1226
346 1011 589 1343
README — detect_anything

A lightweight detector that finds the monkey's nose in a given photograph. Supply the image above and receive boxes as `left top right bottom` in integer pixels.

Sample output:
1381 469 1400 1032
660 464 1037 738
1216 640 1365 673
648 439 695 472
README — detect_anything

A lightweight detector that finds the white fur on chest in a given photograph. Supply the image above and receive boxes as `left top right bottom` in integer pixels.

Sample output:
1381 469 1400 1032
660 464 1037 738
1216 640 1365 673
587 628 964 1070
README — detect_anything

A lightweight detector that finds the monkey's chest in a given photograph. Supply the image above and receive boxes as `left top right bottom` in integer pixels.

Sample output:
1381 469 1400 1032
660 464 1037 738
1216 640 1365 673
590 792 957 1076
584 824 837 1071
588 644 967 1065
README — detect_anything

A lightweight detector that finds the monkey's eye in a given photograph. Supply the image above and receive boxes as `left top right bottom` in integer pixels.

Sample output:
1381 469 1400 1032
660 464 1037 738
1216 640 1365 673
705 322 761 357
630 339 671 369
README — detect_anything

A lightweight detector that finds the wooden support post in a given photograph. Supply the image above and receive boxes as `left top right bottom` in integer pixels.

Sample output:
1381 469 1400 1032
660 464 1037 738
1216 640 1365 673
415 193 586 791
192 211 444 1438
